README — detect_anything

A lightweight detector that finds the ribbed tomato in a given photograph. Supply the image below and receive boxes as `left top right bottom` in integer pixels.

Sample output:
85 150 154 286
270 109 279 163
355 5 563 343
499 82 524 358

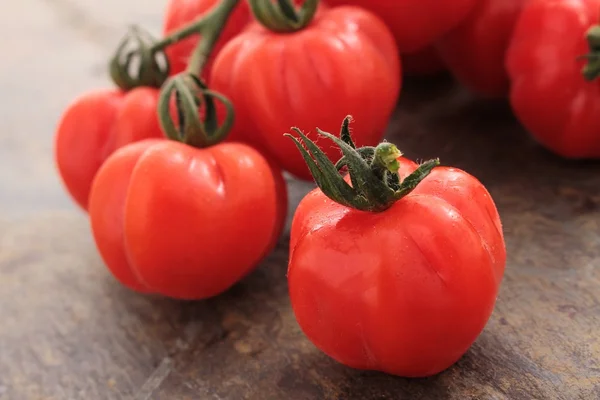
210 5 400 180
162 0 251 79
506 0 600 157
286 122 506 377
89 139 288 299
54 87 163 211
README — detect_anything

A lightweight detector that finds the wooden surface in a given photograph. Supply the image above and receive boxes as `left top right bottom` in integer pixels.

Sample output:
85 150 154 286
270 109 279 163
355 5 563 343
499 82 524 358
1 1 600 399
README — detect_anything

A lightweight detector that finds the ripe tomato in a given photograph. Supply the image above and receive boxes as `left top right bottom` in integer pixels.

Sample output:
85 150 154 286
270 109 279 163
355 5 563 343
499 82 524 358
436 0 528 97
88 139 288 299
210 6 400 180
288 154 506 377
324 0 478 53
162 0 251 79
402 46 446 77
54 87 163 211
506 0 600 158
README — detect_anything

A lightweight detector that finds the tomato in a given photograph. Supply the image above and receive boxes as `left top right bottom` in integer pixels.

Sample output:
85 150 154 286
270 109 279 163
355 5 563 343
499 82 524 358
286 125 506 377
210 5 400 180
402 46 446 77
506 0 600 158
88 139 288 299
436 0 528 97
54 87 163 211
162 0 251 79
324 0 478 53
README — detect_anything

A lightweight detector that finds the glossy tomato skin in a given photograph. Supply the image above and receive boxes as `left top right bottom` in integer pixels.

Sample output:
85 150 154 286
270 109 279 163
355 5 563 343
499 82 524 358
89 139 288 300
402 46 446 77
162 0 251 79
288 158 506 377
54 87 163 211
210 6 401 180
506 0 600 158
325 0 478 53
436 0 528 97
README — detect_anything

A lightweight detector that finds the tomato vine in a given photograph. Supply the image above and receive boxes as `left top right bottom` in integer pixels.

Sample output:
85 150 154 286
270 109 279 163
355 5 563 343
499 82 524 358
248 0 319 32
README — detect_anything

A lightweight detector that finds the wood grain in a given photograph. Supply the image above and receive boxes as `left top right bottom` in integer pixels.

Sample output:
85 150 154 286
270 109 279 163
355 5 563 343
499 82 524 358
1 77 599 399
0 2 599 399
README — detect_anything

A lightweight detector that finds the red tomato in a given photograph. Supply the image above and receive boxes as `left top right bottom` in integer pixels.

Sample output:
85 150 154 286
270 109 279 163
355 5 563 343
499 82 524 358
436 0 528 97
402 46 446 77
324 0 478 53
88 139 288 299
288 158 506 377
210 6 401 180
54 87 163 211
162 0 251 79
506 0 600 158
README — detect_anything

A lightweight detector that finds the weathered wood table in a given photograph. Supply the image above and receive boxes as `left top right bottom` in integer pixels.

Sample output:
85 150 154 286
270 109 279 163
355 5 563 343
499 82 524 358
1 1 599 399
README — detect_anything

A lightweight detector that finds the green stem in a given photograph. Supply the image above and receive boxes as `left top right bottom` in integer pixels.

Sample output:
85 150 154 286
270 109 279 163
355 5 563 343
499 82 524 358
186 0 240 74
156 0 239 149
581 25 600 81
151 20 212 52
372 143 401 175
151 0 240 74
248 0 319 33
371 143 402 191
151 0 241 148
110 0 240 90
109 26 169 90
285 116 440 212
157 73 235 148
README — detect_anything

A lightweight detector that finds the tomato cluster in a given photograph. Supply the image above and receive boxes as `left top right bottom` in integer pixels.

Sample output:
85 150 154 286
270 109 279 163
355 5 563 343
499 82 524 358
54 0 600 379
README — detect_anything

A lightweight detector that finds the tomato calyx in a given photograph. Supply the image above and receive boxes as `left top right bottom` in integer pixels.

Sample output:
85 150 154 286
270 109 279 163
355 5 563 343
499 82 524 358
109 26 170 91
109 0 241 91
248 0 318 32
285 116 440 212
580 25 600 81
158 73 234 148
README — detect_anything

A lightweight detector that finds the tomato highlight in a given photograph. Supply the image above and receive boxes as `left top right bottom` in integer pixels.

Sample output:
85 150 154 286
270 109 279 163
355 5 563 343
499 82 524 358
89 139 288 299
211 4 401 180
286 117 506 377
162 0 251 80
54 87 163 211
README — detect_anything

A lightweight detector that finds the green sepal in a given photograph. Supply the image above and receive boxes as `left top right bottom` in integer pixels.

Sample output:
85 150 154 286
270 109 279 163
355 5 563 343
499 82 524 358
157 73 234 148
109 26 169 91
248 0 319 33
285 116 440 212
580 25 600 81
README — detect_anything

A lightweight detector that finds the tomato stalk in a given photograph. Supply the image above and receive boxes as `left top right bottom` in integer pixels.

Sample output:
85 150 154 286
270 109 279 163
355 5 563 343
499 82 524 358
153 0 241 148
248 0 319 32
581 25 600 81
109 0 240 90
109 26 170 91
285 116 440 212
157 74 234 148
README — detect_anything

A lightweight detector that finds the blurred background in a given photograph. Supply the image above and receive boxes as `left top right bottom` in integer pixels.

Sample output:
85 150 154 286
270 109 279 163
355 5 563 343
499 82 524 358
1 0 165 215
1 1 599 399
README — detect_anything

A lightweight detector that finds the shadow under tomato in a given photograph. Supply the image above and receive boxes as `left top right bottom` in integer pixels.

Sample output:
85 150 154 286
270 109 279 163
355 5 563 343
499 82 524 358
91 79 600 398
275 349 452 400
273 330 506 400
389 81 600 272
391 80 600 189
286 327 554 400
